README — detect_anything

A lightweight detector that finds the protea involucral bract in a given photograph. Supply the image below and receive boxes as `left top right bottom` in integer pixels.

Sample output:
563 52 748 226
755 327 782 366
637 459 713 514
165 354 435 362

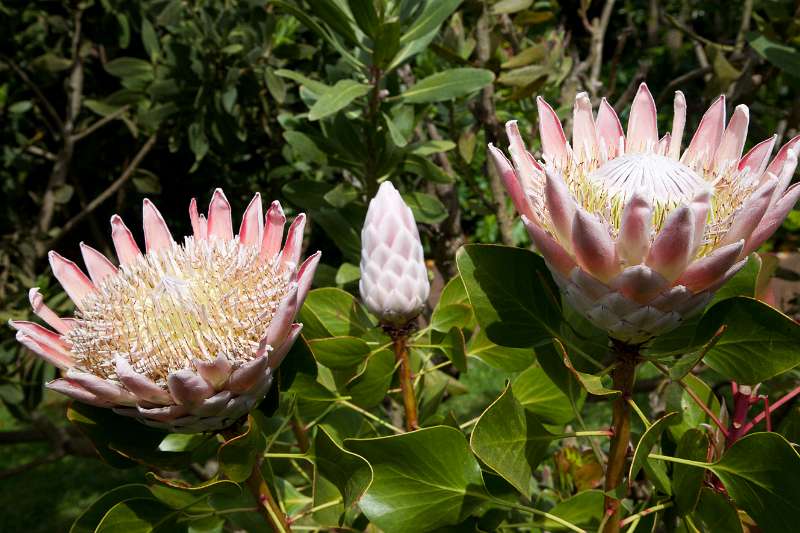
360 181 430 326
490 83 800 343
10 189 320 432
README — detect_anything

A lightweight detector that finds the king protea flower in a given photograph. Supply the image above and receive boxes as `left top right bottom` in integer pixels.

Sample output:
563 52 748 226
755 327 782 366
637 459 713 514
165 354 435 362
10 190 320 432
360 181 430 326
490 83 800 343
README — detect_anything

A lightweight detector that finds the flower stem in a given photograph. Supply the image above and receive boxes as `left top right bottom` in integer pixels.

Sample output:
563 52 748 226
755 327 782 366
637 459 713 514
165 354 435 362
726 382 754 447
619 501 673 526
652 362 729 438
602 340 640 533
223 426 291 532
245 460 291 533
392 333 419 431
740 384 800 435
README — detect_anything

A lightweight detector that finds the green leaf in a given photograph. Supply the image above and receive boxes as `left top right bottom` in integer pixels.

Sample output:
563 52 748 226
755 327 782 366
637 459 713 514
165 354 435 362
470 386 555 493
666 374 722 441
400 0 463 45
146 474 240 510
70 485 153 533
466 330 533 372
492 0 533 14
95 499 173 532
141 19 160 60
652 433 800 532
67 403 189 469
400 68 494 103
711 433 800 532
513 363 583 425
692 487 743 533
545 490 604 531
308 336 371 369
629 412 679 484
308 80 371 121
457 244 562 349
709 253 760 306
298 288 374 339
673 429 708 516
748 32 800 76
346 426 488 532
431 303 473 332
274 69 331 95
104 57 154 80
187 517 225 533
344 348 395 407
411 139 456 156
348 0 379 37
698 297 800 384
404 154 454 183
335 262 361 285
402 191 448 224
283 130 327 164
383 112 409 147
218 415 267 483
314 426 372 510
436 327 468 372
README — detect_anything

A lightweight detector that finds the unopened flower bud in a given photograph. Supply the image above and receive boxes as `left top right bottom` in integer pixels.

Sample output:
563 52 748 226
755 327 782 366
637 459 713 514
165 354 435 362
360 182 430 326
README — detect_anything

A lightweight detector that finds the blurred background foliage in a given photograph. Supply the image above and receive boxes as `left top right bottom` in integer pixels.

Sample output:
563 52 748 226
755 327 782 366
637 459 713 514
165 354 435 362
2 0 800 529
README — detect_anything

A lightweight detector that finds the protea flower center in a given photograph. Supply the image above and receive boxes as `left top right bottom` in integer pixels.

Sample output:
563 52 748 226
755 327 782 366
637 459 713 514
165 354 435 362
66 237 292 385
491 83 800 343
586 153 707 206
11 189 319 432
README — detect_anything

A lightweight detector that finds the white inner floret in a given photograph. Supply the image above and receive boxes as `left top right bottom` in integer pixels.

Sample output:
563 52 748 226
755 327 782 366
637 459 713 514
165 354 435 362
536 149 759 254
587 153 708 206
65 237 292 384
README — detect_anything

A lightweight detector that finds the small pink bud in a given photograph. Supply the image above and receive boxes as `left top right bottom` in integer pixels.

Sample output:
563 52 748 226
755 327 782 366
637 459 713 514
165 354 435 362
360 182 430 326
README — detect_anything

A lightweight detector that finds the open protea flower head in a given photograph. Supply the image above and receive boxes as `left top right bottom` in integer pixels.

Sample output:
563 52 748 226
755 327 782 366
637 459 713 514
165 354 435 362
10 190 320 432
490 83 800 344
360 181 430 326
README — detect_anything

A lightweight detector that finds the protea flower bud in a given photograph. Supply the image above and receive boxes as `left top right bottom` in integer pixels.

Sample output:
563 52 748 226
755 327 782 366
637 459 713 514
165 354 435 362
491 83 800 344
10 189 320 432
360 181 430 326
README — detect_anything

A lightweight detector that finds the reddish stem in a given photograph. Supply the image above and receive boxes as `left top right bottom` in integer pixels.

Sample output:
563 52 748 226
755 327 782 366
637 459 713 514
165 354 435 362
726 383 756 447
740 384 800 435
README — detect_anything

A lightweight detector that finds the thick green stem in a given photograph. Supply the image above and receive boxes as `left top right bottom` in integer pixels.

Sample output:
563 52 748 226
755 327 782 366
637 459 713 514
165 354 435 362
602 340 640 533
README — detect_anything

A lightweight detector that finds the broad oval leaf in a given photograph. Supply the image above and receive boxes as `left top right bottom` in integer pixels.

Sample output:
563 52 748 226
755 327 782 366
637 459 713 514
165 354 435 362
711 432 800 532
71 485 153 533
345 426 488 533
698 297 800 384
308 336 371 369
457 244 562 348
470 386 555 494
298 288 374 339
512 363 584 425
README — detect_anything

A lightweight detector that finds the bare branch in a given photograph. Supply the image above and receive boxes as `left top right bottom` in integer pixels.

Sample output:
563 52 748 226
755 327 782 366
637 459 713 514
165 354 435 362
72 105 131 142
0 55 64 137
663 13 735 52
735 0 754 53
52 134 157 247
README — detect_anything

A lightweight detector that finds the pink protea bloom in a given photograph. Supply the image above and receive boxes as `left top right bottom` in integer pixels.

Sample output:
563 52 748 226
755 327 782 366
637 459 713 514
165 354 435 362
490 83 800 343
10 189 320 432
360 181 430 326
